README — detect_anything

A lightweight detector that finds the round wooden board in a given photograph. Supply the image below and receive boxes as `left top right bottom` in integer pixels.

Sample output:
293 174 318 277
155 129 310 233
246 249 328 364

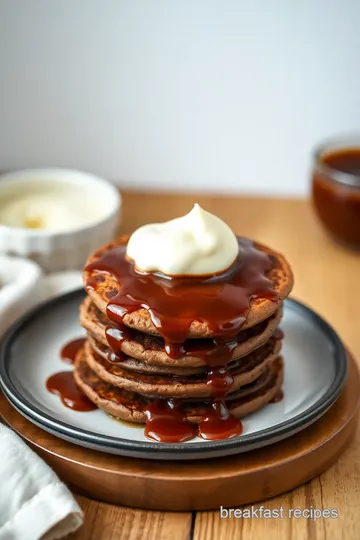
1 351 359 511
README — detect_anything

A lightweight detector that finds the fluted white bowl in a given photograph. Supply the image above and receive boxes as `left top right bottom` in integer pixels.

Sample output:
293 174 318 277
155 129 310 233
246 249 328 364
0 169 121 272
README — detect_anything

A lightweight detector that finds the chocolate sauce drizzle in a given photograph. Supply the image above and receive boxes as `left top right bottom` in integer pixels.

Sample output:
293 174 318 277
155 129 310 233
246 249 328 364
46 338 96 411
85 237 279 442
46 371 96 411
144 399 197 443
60 337 86 364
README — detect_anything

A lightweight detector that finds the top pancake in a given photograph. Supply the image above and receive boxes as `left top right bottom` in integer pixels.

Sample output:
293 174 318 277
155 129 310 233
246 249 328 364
83 235 293 338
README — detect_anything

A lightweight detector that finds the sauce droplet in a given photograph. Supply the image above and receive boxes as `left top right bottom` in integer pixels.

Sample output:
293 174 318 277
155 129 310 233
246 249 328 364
144 399 197 443
198 402 243 440
46 371 96 411
207 367 234 397
60 337 86 364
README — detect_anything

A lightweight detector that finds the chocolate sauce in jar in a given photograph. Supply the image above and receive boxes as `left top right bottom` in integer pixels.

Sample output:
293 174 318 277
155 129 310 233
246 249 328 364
312 145 360 248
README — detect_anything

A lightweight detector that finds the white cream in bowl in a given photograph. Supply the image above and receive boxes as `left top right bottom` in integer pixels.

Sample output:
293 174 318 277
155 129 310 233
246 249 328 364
0 169 121 272
0 182 108 231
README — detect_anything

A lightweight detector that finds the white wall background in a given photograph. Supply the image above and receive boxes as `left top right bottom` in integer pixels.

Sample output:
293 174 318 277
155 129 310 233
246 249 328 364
1 0 360 196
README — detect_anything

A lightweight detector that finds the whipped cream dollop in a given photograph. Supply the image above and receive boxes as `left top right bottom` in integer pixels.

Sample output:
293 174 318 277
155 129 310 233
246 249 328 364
126 204 239 275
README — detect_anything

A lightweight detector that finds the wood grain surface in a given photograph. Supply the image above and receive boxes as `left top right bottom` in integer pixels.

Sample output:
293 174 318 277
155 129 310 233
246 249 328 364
7 191 360 539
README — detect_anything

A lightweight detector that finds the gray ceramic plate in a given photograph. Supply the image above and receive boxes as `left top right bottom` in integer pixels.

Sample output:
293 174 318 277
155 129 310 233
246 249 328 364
0 290 347 460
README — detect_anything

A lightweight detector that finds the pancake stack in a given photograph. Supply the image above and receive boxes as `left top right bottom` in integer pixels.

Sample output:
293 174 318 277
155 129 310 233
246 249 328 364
75 234 293 442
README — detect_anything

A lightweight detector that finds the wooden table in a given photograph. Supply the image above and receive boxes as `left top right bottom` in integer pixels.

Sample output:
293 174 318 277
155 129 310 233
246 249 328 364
66 191 360 540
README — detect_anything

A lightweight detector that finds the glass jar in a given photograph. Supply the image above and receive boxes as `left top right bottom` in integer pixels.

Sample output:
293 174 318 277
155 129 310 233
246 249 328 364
311 136 360 249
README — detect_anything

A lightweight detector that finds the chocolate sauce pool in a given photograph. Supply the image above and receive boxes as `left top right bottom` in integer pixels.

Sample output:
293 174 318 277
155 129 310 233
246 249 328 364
46 338 95 412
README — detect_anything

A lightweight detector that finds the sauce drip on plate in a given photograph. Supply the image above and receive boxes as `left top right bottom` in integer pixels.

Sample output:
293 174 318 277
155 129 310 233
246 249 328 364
60 337 86 364
46 371 96 411
46 339 95 412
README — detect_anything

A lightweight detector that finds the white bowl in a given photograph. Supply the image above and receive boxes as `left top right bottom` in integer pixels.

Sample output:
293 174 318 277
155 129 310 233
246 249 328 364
0 169 121 272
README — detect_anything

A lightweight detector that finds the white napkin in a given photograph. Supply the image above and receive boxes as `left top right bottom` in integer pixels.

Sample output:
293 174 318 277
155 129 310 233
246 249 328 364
0 425 83 540
0 257 84 540
0 257 43 335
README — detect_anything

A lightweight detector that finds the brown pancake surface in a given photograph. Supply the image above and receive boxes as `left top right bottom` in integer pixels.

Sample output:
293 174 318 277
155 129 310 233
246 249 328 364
88 336 207 375
80 296 283 367
83 236 293 337
74 350 283 424
82 338 281 398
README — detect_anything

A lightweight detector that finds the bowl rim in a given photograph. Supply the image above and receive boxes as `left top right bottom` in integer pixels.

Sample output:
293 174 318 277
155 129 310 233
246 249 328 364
0 167 121 237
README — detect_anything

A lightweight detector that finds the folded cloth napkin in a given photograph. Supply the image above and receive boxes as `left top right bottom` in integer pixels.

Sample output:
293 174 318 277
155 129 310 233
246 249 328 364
0 425 83 540
0 261 84 540
0 256 43 336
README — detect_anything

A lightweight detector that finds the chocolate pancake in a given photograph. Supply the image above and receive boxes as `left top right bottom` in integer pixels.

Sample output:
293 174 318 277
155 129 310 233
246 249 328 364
83 236 293 338
89 336 207 375
80 296 283 367
82 338 281 398
74 350 284 424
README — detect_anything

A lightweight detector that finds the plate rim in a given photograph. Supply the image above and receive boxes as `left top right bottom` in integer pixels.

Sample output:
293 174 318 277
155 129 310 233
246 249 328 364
0 289 348 457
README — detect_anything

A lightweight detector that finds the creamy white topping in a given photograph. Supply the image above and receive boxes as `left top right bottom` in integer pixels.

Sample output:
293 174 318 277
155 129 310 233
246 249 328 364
0 188 105 231
126 204 239 275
